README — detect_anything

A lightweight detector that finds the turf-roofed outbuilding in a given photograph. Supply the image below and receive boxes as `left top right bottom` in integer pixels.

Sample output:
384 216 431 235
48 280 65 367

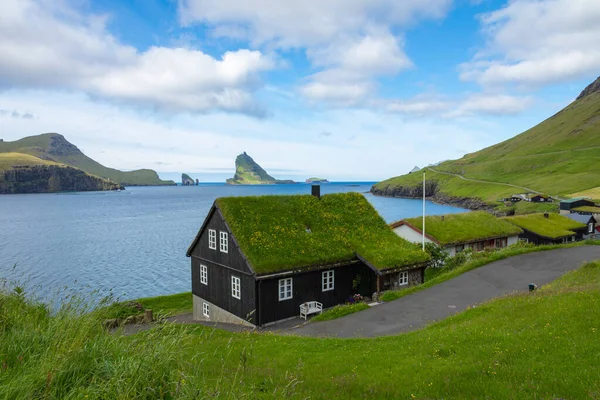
391 211 523 257
502 213 588 245
186 191 430 326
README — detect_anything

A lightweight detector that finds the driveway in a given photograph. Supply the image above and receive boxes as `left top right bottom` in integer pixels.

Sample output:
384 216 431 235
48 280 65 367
286 246 600 338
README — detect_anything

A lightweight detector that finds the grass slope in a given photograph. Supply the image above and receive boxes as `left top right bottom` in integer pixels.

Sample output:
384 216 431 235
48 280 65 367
403 211 522 245
2 259 599 398
503 213 586 239
217 192 430 273
0 152 61 170
374 85 600 205
0 133 174 186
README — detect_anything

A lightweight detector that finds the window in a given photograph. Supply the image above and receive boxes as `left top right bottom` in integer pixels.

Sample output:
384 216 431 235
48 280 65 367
202 302 209 317
398 271 409 286
231 276 241 299
322 270 334 292
208 229 216 250
278 278 293 300
455 244 465 253
589 223 595 234
220 231 228 253
200 264 208 285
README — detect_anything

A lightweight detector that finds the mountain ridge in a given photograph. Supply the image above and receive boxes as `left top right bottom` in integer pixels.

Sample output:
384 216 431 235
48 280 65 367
0 133 174 186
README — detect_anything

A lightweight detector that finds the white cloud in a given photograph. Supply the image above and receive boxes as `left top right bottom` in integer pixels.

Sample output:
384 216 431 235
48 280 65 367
180 0 450 105
461 0 600 86
0 0 273 115
0 91 503 181
444 94 533 118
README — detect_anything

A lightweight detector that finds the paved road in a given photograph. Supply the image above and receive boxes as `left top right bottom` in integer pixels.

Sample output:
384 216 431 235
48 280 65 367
288 246 600 338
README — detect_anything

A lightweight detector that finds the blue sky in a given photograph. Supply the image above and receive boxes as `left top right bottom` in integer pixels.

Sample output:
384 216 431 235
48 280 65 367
1 0 599 182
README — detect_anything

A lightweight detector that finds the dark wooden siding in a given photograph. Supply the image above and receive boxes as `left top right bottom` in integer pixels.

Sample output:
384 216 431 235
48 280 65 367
257 262 376 326
191 257 257 324
189 207 252 274
518 230 571 245
560 199 595 211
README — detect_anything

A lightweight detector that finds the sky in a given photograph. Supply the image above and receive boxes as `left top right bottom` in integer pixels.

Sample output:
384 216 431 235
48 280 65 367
1 0 599 182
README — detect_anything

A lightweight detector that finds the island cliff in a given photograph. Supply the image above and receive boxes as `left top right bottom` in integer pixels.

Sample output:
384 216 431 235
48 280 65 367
226 152 295 185
1 164 122 194
182 173 195 185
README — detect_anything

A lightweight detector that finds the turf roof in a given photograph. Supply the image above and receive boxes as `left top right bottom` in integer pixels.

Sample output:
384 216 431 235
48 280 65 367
216 192 429 275
502 213 586 239
401 211 523 246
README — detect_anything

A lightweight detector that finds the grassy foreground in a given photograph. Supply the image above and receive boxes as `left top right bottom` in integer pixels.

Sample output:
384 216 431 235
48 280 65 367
104 292 192 320
2 259 600 398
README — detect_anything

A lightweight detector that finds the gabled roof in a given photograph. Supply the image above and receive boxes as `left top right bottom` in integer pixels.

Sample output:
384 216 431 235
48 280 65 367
565 213 597 224
502 213 586 239
391 211 523 246
192 192 429 275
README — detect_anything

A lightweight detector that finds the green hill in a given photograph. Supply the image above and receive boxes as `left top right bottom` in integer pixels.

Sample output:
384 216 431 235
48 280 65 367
373 76 600 212
226 152 295 184
0 133 175 186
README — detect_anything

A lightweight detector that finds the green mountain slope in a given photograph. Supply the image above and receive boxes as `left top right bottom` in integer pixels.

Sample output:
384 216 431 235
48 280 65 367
373 76 600 208
226 152 294 184
0 133 174 186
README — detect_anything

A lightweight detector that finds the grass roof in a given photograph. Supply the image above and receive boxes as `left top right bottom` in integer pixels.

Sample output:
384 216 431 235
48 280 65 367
502 213 586 239
216 192 429 275
572 206 600 213
402 211 523 246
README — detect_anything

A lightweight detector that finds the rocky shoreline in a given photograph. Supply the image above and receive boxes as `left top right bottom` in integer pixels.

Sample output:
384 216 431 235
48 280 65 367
370 181 492 212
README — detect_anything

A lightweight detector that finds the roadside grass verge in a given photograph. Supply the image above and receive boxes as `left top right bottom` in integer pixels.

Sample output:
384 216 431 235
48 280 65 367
311 302 369 322
381 240 600 302
2 260 599 398
102 292 192 319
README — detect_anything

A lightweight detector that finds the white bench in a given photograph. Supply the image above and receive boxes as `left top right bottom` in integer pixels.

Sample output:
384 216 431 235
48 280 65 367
300 301 323 320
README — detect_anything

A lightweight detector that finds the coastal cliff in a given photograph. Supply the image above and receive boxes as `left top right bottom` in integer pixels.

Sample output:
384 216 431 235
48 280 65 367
1 165 122 194
371 180 491 211
182 173 195 185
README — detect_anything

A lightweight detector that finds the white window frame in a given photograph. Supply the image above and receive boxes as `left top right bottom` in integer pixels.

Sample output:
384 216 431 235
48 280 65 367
208 229 217 250
278 278 293 301
589 222 595 234
200 264 208 285
231 276 241 299
322 270 334 292
202 302 210 317
399 271 409 286
220 231 229 253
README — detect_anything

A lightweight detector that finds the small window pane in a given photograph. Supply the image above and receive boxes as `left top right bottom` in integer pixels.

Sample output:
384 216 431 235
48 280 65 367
208 229 217 250
322 270 334 291
220 231 229 253
200 264 208 285
278 278 293 301
231 276 240 299
202 302 210 317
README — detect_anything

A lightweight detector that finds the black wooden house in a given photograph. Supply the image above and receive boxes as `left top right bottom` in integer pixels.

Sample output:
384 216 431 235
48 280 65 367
186 189 430 327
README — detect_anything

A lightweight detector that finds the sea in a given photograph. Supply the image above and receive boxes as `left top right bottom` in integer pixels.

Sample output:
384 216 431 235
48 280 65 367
0 183 467 302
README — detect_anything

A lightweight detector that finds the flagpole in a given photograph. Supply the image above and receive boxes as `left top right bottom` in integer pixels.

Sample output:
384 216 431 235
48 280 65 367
422 170 426 251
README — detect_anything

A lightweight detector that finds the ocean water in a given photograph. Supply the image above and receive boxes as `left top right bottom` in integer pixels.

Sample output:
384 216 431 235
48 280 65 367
0 183 467 301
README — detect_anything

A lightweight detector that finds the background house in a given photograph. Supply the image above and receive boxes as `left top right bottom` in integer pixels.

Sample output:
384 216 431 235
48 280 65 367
503 213 587 245
565 214 598 240
529 194 553 203
560 198 597 214
390 211 523 257
186 190 430 327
